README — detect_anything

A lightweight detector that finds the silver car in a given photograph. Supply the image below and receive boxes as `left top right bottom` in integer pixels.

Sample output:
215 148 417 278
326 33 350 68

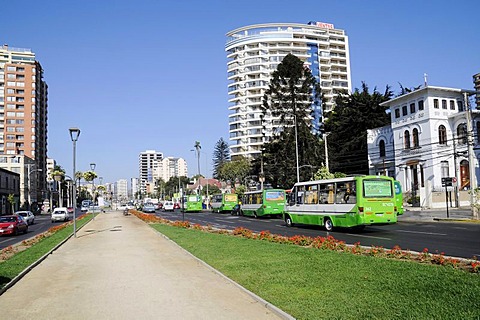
15 211 35 225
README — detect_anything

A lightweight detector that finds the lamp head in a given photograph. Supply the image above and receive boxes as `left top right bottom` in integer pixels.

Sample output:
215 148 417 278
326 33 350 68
90 163 96 171
69 127 81 142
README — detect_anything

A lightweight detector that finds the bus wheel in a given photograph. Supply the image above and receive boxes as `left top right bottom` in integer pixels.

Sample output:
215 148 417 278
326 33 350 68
324 218 333 231
285 216 293 227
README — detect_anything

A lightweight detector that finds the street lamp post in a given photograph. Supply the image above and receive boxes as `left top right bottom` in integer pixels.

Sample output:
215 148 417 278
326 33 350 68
90 162 96 220
69 128 80 237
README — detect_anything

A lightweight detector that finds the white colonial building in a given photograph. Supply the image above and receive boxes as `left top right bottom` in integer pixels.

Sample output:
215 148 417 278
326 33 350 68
368 85 478 208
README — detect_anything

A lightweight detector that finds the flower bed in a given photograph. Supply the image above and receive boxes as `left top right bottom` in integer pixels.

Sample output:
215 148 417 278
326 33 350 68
130 210 480 273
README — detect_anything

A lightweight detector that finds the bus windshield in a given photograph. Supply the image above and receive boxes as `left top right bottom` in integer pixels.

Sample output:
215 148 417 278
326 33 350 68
363 179 393 198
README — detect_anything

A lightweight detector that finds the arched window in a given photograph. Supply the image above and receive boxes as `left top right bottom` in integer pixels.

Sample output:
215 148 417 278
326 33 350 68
457 123 467 145
438 125 447 145
412 128 419 148
379 140 386 157
404 130 410 149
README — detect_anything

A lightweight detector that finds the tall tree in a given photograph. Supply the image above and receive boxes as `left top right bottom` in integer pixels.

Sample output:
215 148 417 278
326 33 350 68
325 82 393 174
260 53 324 188
218 157 251 188
212 137 230 179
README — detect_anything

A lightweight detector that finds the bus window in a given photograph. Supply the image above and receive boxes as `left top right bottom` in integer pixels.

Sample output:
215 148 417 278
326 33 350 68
319 183 334 204
335 182 356 204
305 184 318 204
296 186 305 204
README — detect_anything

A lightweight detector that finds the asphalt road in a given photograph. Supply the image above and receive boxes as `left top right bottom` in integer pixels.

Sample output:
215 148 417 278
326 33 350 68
155 209 480 260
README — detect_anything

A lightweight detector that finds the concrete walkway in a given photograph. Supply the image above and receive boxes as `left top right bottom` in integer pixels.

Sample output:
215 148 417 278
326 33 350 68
0 211 289 320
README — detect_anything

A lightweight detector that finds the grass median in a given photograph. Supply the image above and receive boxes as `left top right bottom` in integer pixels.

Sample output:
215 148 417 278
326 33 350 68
0 215 92 289
152 223 480 320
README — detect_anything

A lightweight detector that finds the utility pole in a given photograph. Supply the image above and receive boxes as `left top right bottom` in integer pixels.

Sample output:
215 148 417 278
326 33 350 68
465 92 478 219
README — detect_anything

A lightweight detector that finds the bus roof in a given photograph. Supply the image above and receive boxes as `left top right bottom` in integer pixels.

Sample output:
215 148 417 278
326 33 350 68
291 175 393 187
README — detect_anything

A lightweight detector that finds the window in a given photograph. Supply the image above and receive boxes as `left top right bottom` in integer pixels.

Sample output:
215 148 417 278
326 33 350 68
450 100 455 110
319 183 335 204
404 130 410 149
394 109 400 118
379 140 386 157
412 128 419 148
410 103 415 113
477 122 480 144
458 100 464 112
457 124 467 145
441 161 449 177
418 100 423 111
442 99 447 109
336 182 356 204
402 105 408 116
434 99 439 109
438 125 447 144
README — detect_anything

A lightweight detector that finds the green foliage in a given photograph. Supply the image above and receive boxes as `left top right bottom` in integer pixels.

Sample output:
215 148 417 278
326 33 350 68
260 54 325 188
218 158 251 187
212 137 230 179
313 166 334 180
325 82 393 174
201 184 220 196
7 194 15 213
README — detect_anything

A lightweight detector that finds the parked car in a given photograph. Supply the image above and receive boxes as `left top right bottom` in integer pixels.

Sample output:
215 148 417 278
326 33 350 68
15 210 35 225
51 207 70 223
163 201 174 212
0 215 28 236
142 203 156 213
173 202 181 210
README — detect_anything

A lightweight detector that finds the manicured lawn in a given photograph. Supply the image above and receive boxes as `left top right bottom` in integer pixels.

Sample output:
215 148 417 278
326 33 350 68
0 216 92 289
152 224 480 320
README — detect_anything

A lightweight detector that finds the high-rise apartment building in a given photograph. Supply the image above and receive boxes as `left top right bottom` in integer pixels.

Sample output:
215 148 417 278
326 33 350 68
154 157 188 182
474 72 480 107
0 45 48 204
138 150 163 195
226 22 351 159
115 179 128 201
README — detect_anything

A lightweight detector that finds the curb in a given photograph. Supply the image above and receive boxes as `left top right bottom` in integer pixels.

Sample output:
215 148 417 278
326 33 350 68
0 216 94 296
145 221 296 320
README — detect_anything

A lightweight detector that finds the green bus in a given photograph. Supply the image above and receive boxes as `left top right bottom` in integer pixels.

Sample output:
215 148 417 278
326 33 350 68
284 175 398 231
183 195 203 212
394 180 404 215
210 193 238 213
241 189 286 218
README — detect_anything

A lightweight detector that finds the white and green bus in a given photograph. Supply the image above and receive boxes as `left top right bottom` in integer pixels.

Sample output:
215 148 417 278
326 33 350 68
284 175 398 231
241 189 286 218
210 193 238 213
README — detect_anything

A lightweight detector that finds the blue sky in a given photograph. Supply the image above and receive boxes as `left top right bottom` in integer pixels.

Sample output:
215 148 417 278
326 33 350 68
3 0 479 184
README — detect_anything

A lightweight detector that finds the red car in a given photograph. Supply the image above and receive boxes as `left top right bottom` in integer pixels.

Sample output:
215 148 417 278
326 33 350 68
0 215 28 236
173 202 181 210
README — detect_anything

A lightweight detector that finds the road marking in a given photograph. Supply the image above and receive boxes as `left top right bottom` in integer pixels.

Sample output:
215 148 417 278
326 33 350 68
346 233 392 240
0 238 14 244
396 229 447 236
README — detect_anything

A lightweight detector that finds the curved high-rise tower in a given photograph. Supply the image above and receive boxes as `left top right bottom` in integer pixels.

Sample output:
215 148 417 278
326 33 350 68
226 21 351 159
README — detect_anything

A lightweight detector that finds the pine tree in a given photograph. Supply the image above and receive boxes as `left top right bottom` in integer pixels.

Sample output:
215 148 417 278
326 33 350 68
212 137 230 179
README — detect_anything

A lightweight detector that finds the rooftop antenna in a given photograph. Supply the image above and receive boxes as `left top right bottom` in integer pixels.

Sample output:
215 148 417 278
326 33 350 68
424 73 428 87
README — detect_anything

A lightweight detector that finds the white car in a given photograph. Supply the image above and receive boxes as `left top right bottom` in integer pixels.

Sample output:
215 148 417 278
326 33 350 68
163 201 174 212
51 207 70 223
15 211 35 225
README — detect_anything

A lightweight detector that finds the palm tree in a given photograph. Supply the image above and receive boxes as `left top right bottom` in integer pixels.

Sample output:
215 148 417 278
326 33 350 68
194 141 201 176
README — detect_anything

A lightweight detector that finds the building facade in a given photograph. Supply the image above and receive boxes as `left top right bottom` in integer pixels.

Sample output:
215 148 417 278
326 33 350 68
154 157 188 182
0 167 20 214
225 21 351 159
0 45 48 204
115 179 128 202
138 150 163 195
368 85 478 208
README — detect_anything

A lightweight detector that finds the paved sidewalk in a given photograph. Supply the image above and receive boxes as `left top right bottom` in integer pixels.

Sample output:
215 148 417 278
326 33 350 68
399 206 476 222
0 211 289 320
